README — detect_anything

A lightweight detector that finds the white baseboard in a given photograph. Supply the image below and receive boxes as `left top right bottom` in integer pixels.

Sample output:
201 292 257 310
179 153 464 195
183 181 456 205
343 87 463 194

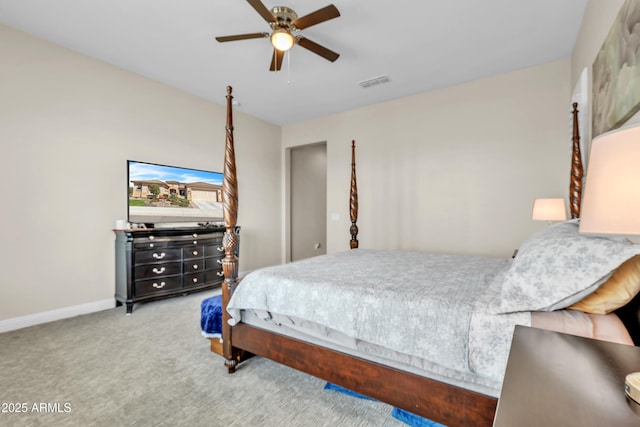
0 299 115 333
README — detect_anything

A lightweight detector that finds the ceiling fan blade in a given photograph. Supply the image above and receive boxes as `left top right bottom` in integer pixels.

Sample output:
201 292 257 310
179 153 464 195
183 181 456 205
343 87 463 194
269 48 284 71
297 37 339 62
292 4 340 30
215 32 268 43
246 0 276 23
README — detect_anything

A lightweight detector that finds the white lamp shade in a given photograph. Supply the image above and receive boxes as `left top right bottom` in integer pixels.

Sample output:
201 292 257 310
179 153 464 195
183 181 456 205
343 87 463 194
532 198 567 221
271 30 294 51
580 124 640 237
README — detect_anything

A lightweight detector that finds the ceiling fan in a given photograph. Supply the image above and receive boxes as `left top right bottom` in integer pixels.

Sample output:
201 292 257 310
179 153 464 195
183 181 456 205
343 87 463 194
215 0 340 72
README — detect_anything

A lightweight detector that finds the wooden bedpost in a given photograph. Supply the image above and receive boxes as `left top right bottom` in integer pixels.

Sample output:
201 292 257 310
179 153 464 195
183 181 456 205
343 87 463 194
350 140 359 249
569 102 583 219
221 86 241 373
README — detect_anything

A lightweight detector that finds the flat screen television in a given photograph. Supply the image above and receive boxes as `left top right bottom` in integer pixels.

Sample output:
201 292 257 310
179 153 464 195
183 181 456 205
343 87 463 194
127 160 224 226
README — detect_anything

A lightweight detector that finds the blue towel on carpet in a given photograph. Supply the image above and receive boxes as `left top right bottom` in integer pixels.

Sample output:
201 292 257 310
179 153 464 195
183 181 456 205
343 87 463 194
200 295 223 336
323 382 376 401
324 382 445 426
391 407 445 427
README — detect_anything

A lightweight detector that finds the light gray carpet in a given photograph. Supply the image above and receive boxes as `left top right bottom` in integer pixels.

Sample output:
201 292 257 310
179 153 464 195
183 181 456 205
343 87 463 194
0 291 407 427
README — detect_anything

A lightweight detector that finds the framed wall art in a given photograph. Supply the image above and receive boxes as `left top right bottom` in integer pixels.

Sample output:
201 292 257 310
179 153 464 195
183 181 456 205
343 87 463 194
592 0 640 137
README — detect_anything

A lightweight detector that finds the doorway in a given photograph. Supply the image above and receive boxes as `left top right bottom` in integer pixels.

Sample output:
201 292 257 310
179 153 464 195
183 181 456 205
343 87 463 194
289 142 327 261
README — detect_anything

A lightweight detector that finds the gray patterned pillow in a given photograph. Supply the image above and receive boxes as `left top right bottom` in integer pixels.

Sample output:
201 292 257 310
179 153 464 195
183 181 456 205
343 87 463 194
497 220 640 313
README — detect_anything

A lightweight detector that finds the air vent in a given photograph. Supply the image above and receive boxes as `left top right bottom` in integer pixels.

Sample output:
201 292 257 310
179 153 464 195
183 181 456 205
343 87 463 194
358 75 390 89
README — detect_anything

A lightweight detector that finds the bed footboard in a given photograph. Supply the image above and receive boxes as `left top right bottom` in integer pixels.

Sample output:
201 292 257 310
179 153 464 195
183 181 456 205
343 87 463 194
231 322 497 426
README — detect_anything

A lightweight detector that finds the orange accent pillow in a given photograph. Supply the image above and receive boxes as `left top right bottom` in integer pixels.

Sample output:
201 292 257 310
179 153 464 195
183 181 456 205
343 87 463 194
569 255 640 314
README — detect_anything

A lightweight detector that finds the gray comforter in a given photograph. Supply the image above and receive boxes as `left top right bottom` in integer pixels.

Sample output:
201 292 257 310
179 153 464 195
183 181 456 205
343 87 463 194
227 249 531 384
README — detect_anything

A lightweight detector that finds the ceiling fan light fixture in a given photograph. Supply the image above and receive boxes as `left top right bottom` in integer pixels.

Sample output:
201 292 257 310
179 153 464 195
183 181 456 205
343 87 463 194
271 29 294 51
216 1 340 71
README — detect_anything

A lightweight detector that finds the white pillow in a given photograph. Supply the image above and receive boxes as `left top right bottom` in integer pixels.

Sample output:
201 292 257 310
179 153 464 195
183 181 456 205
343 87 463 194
497 220 640 313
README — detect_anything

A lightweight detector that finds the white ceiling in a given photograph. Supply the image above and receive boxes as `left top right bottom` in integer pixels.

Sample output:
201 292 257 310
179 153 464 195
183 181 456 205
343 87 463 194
0 0 589 126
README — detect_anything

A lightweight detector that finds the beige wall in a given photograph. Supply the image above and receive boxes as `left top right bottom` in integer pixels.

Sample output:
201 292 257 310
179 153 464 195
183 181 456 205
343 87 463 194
283 59 572 258
0 24 281 325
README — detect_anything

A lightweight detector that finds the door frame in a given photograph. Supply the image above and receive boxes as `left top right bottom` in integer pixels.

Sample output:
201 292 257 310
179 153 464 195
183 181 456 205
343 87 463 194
284 141 327 262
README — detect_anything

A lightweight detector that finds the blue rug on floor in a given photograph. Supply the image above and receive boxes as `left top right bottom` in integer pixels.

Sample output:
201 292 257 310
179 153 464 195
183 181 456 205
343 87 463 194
324 382 446 426
391 407 445 427
323 382 376 401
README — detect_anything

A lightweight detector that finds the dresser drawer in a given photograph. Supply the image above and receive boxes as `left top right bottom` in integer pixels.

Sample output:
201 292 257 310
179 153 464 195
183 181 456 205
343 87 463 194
133 235 174 250
183 272 205 288
183 245 205 260
134 262 181 280
134 248 182 265
205 269 225 283
184 259 204 273
134 276 182 296
133 234 221 250
204 242 225 256
205 255 224 270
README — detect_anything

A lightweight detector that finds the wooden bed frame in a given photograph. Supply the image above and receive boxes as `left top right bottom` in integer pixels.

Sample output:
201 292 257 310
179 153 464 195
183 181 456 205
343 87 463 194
215 92 591 426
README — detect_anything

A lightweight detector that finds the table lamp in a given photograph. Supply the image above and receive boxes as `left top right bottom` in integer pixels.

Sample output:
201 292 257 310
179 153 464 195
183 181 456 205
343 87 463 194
579 123 640 244
532 198 567 225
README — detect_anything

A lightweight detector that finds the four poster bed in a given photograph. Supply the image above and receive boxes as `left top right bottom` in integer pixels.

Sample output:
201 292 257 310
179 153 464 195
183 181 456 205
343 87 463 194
215 88 640 426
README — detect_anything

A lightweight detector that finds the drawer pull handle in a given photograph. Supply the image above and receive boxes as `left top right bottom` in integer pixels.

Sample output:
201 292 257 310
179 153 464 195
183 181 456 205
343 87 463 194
217 259 223 264
217 246 223 252
152 267 166 274
192 265 199 270
149 243 154 248
192 278 198 283
192 233 198 238
149 236 155 240
216 271 224 277
193 240 198 245
192 250 199 256
153 252 166 259
153 282 166 289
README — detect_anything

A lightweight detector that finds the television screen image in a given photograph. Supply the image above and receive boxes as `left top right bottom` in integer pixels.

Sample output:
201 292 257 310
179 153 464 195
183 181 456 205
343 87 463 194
127 160 224 225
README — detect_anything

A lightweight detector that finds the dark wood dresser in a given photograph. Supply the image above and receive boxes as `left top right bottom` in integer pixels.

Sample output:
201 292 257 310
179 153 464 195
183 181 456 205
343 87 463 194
114 226 238 313
493 325 640 426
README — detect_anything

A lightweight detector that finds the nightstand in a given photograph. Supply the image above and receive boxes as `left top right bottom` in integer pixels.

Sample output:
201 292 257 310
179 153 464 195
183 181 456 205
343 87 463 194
493 325 640 426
